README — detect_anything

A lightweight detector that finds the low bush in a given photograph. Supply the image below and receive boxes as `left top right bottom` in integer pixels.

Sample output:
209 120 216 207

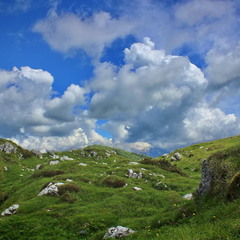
103 177 126 188
58 183 80 195
31 169 65 178
141 158 187 176
227 171 240 201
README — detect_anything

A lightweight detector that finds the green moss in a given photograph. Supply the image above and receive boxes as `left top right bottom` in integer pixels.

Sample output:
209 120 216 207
227 171 240 201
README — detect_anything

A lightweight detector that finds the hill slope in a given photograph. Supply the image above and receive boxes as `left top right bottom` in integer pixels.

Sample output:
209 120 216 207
0 136 240 239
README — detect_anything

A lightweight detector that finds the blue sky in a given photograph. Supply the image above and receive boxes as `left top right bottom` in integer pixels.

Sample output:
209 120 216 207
0 0 240 154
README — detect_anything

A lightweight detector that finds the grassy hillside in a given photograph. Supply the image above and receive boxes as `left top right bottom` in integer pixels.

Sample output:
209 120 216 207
0 136 240 239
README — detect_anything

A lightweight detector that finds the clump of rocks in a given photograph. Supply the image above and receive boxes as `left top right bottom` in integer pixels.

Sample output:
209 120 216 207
127 169 143 179
37 182 65 196
103 226 135 239
171 152 182 161
0 142 17 154
1 204 19 216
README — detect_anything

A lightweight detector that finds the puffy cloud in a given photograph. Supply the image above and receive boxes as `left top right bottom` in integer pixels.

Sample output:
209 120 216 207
33 11 133 59
183 105 240 142
206 46 240 87
88 38 240 149
13 128 89 152
44 84 86 122
89 38 207 120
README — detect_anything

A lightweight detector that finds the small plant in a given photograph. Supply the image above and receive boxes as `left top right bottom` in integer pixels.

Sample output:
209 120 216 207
103 177 126 188
58 183 80 195
31 169 65 178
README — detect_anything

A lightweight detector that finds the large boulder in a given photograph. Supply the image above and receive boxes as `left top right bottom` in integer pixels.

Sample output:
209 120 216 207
37 182 64 196
1 204 19 216
103 226 135 239
0 142 17 154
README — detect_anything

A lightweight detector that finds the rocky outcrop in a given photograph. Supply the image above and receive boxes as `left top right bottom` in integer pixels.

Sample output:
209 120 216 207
1 204 19 216
127 169 143 179
103 226 135 239
60 156 74 161
196 160 212 195
171 152 182 161
49 160 60 165
183 193 193 200
0 142 17 154
37 182 64 196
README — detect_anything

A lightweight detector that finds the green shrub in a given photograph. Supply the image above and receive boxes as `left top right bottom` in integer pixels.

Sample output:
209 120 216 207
58 182 80 195
103 177 126 188
141 158 187 176
31 169 65 178
227 171 240 201
60 192 77 203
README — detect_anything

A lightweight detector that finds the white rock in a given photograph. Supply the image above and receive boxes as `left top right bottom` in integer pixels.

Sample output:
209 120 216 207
35 164 42 170
129 162 139 165
103 226 135 239
37 182 64 196
132 187 142 191
66 179 73 182
79 163 87 166
52 155 60 159
1 204 19 216
140 168 147 171
49 160 59 165
3 166 8 171
183 193 193 200
60 156 74 161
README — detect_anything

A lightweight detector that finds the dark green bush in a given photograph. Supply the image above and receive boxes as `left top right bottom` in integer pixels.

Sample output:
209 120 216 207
227 171 240 201
60 192 77 203
141 158 187 176
103 177 126 188
58 183 80 195
31 169 65 178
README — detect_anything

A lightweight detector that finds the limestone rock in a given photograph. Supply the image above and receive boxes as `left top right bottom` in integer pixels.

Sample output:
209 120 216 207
132 187 142 191
37 182 64 196
60 156 74 161
173 152 182 160
49 160 60 165
196 160 212 195
162 153 169 158
79 163 87 166
3 166 8 171
103 226 135 239
0 142 17 154
183 193 193 200
128 169 143 179
1 204 19 216
129 161 139 165
35 164 42 170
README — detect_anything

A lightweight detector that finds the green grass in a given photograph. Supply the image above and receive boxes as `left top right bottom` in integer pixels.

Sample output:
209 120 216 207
0 136 240 239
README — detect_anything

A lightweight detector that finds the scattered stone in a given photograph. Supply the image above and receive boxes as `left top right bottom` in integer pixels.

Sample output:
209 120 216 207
188 153 194 157
129 162 139 165
79 163 87 166
60 156 74 161
52 155 60 159
32 149 42 158
128 169 143 179
49 160 60 166
153 181 168 190
35 164 42 170
90 151 98 157
140 168 147 171
66 179 73 182
199 146 203 149
196 160 212 195
3 166 8 171
171 156 177 162
132 187 142 191
103 226 135 239
173 152 182 160
183 193 193 200
0 142 17 154
162 153 169 158
37 182 64 196
102 162 108 165
1 204 19 216
47 150 55 156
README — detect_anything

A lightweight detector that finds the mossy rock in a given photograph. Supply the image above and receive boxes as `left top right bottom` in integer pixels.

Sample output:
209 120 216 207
227 171 240 201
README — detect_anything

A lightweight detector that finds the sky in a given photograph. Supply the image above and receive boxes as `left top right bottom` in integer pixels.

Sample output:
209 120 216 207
0 0 240 155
